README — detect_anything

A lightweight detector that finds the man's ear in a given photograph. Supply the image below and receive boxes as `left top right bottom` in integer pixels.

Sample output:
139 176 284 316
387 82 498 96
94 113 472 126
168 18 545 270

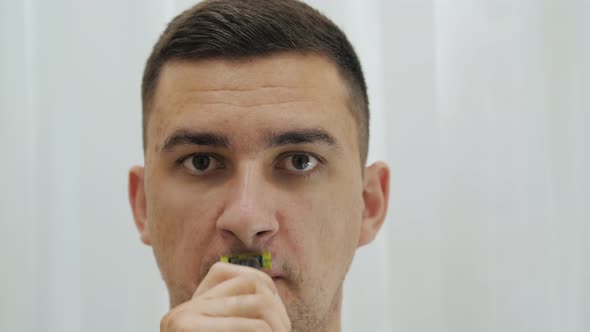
358 161 390 247
128 166 152 246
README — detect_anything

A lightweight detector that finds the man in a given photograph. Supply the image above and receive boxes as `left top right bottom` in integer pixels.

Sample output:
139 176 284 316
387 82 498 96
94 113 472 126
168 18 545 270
128 0 390 331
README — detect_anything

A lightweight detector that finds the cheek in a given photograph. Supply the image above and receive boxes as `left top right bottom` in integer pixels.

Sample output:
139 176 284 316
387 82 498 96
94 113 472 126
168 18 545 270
285 179 363 311
319 193 363 256
146 175 223 283
294 177 364 267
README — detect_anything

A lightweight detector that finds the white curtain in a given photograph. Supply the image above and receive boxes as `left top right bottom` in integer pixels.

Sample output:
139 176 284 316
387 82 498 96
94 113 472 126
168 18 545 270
1 0 587 331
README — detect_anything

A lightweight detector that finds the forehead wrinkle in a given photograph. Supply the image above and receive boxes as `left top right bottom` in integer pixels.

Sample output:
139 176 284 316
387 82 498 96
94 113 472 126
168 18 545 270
183 85 302 92
167 86 311 111
173 100 311 109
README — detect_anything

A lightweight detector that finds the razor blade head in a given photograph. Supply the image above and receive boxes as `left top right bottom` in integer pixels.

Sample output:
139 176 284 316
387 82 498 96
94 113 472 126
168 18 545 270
220 252 272 270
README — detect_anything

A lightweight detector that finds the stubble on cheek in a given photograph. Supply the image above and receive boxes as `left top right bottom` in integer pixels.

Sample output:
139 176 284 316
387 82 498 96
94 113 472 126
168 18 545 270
146 190 196 301
288 182 362 329
153 195 228 306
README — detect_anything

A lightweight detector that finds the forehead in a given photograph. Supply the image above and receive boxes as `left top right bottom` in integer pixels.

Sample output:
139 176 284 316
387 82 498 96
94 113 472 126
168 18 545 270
148 53 358 156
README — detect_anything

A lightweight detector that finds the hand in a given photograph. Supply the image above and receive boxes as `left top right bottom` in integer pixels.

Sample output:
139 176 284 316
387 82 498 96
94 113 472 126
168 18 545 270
160 262 292 331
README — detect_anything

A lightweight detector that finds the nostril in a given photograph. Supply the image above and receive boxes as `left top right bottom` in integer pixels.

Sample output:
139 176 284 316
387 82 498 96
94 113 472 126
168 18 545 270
255 230 272 238
220 229 237 240
254 228 279 242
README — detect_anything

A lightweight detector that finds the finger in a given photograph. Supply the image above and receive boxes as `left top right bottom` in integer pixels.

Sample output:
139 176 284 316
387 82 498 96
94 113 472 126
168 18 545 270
201 294 286 331
160 305 191 332
162 311 272 332
200 271 290 330
251 283 291 331
194 262 277 298
200 271 278 300
236 285 291 331
193 262 236 298
200 316 272 332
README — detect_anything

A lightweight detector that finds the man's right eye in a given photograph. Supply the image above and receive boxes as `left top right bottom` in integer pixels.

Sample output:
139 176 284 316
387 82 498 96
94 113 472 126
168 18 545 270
181 154 224 174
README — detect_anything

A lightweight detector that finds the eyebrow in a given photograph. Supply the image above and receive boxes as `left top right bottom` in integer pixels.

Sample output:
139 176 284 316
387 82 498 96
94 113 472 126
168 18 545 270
161 128 339 152
162 130 230 151
266 128 337 148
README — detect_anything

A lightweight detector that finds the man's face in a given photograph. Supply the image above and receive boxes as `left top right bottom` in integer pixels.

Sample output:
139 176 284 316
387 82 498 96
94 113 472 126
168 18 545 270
135 53 377 330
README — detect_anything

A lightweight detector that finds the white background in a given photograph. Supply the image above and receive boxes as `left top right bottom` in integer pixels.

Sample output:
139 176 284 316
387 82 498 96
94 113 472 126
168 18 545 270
1 0 588 331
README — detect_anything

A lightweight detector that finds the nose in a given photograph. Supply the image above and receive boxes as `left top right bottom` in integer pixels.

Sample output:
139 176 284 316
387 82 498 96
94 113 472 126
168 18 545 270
216 162 279 248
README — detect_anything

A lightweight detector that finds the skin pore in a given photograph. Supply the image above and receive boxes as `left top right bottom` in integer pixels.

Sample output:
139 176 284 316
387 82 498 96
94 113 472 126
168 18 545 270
128 53 390 332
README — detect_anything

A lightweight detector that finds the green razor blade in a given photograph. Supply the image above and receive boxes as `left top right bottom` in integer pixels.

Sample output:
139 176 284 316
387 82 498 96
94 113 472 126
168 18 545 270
220 252 272 270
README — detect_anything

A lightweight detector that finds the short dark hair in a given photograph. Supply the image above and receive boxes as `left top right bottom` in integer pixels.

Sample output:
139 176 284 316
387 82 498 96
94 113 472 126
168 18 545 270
142 0 369 164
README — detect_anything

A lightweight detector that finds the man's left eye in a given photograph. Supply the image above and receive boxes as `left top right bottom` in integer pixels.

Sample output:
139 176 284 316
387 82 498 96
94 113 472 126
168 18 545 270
278 153 320 173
